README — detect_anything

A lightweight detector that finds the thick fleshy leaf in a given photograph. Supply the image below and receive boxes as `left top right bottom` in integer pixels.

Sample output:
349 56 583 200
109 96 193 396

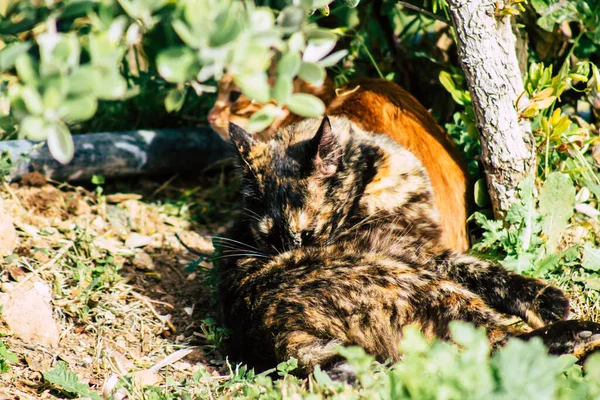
317 49 348 67
67 66 97 95
59 95 98 123
248 105 279 133
156 47 199 83
298 62 325 86
341 0 360 7
277 52 302 78
235 72 270 103
303 39 336 63
277 6 306 32
286 93 325 117
47 122 74 164
0 42 32 72
95 70 127 100
271 76 293 104
250 8 275 31
14 53 37 84
20 86 44 115
164 88 186 113
210 9 242 47
19 116 47 141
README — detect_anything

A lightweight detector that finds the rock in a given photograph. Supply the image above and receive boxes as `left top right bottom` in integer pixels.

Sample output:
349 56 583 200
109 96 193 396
0 209 17 256
131 369 162 386
0 281 60 347
133 250 155 270
25 352 53 372
125 233 152 249
105 193 142 204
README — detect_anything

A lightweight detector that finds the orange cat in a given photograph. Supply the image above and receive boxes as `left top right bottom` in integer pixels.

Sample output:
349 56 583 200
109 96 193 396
208 76 470 251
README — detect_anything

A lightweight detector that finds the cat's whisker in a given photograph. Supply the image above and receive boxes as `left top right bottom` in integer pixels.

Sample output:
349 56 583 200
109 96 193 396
208 236 263 252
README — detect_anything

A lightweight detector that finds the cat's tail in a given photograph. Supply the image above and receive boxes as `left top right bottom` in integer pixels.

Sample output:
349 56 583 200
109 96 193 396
511 319 600 362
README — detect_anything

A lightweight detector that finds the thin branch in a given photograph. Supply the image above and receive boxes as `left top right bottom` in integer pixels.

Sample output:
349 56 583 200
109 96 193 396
397 1 450 24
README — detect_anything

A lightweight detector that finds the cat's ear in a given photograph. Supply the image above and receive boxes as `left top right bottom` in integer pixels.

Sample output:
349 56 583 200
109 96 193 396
229 122 255 157
312 116 342 176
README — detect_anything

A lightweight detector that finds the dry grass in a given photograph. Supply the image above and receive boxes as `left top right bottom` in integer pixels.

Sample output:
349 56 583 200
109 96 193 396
0 172 236 398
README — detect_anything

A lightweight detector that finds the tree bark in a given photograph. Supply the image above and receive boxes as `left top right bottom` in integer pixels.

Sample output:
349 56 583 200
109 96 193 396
446 0 535 218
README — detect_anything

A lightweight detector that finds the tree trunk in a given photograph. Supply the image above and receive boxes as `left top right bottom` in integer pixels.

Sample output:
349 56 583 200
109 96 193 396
446 0 535 219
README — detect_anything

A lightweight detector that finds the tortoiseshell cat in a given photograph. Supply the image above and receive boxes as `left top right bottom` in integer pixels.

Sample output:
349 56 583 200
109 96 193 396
218 116 600 376
209 75 469 251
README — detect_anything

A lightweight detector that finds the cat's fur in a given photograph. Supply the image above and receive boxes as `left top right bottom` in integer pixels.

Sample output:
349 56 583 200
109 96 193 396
209 75 469 251
218 116 600 375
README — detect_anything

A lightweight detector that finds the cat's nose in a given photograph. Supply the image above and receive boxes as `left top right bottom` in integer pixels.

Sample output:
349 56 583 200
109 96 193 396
207 114 217 124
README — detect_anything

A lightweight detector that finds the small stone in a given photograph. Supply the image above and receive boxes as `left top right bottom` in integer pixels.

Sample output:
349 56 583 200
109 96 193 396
25 353 53 372
68 199 91 216
105 193 143 204
186 272 197 281
0 209 17 256
131 369 162 387
133 250 155 270
0 281 60 347
125 233 152 249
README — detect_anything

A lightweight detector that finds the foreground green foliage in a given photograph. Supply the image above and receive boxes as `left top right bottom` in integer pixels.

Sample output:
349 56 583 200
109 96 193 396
2 0 600 398
102 323 600 399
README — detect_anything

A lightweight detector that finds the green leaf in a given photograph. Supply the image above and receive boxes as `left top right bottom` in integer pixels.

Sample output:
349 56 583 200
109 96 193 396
582 243 600 271
250 8 275 31
0 342 18 364
303 38 336 63
298 62 325 86
91 175 105 185
539 172 576 253
286 93 325 117
20 86 44 115
248 105 278 133
0 42 32 72
46 123 74 165
43 361 102 400
156 47 199 83
235 73 270 104
341 0 361 7
59 96 98 123
317 49 348 67
271 76 293 104
277 6 306 32
165 88 187 113
19 116 46 141
14 54 37 84
210 9 242 47
277 52 302 78
68 66 97 96
473 178 490 207
94 70 127 100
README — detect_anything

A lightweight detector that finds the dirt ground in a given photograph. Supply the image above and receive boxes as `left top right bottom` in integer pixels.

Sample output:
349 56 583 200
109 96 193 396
0 171 238 399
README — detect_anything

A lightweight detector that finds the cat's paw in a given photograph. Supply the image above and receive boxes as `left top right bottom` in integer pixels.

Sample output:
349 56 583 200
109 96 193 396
322 362 357 385
522 282 570 328
517 320 600 362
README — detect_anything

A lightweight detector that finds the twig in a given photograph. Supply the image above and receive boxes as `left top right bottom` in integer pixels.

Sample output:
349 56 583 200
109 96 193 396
150 173 179 198
130 290 176 331
397 1 449 24
175 233 212 257
2 181 25 211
